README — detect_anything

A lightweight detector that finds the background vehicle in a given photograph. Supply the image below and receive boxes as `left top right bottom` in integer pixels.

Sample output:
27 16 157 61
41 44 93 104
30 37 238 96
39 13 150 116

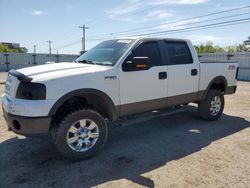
2 37 237 160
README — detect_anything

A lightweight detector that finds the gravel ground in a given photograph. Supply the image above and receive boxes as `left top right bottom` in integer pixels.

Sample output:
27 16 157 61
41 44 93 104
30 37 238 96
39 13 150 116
0 72 7 84
0 81 250 188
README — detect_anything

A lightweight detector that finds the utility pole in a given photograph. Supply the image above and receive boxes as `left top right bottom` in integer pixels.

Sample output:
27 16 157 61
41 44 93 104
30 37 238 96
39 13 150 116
79 25 89 53
46 40 53 55
33 45 36 54
56 49 59 62
32 45 37 65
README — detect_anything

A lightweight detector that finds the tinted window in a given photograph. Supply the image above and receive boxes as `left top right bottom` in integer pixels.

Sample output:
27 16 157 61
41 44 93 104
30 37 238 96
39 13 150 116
128 42 162 66
164 41 193 65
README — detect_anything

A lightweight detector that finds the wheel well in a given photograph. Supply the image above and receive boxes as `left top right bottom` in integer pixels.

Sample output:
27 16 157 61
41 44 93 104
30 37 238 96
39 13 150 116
50 93 116 128
200 77 228 101
209 79 227 93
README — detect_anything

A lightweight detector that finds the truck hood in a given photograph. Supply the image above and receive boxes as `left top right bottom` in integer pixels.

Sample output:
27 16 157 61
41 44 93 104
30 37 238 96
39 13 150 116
17 62 112 81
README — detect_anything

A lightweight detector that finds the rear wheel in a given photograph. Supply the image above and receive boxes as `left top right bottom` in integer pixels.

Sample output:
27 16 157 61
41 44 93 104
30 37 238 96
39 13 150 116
51 109 108 160
198 90 224 121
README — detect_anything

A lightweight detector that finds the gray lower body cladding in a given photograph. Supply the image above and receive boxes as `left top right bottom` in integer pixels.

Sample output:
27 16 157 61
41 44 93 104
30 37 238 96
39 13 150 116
3 111 51 136
118 92 201 117
117 86 237 117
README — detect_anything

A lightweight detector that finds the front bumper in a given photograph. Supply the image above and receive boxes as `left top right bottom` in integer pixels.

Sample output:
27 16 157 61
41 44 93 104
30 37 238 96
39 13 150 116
2 93 56 117
3 111 52 136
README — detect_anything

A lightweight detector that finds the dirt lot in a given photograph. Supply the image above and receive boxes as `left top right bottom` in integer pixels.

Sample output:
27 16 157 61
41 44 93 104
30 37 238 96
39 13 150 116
0 81 250 188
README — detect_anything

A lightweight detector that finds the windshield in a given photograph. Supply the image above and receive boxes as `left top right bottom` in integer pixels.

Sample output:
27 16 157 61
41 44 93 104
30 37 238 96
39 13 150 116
75 39 134 66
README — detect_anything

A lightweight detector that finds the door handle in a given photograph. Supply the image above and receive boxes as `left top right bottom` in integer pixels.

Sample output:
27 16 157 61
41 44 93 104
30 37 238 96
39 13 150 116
191 69 198 76
159 72 167 80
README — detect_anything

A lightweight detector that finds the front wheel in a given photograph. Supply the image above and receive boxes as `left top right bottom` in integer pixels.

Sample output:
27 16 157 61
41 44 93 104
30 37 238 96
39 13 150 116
51 109 108 160
198 90 225 121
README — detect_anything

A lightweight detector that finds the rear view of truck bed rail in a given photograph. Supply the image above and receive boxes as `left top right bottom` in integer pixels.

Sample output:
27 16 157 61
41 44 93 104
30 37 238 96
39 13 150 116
200 60 237 64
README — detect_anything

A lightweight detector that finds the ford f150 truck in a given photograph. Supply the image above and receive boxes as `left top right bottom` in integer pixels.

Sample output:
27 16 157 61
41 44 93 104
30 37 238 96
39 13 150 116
2 37 237 160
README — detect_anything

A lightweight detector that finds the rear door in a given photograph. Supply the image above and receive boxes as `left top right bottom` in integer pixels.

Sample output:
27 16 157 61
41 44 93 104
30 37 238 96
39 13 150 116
162 41 199 105
119 40 168 116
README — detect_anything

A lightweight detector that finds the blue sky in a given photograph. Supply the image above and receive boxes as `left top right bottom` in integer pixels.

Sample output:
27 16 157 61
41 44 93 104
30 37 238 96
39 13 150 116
0 0 250 54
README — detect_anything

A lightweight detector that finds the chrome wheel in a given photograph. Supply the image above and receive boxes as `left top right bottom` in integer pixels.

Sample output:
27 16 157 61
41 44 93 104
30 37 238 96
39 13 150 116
210 96 221 116
66 119 99 152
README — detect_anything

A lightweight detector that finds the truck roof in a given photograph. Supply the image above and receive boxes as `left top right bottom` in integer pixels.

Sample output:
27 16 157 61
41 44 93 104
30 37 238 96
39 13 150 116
118 36 190 43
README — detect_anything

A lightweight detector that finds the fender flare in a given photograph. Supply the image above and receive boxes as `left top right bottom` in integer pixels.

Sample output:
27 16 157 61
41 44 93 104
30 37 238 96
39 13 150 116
201 76 228 100
48 89 118 121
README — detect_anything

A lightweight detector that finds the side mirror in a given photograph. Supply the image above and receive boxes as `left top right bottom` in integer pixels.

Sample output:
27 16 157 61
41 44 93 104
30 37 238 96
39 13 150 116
122 57 150 72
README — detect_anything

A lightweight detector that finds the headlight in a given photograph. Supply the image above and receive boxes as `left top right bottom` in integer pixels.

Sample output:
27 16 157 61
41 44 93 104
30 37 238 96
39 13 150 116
16 82 46 100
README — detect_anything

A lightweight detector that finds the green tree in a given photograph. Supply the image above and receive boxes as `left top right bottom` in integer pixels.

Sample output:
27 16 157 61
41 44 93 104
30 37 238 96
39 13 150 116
214 45 225 52
195 41 222 53
224 45 237 53
236 43 248 52
195 41 249 54
0 43 9 52
0 43 27 53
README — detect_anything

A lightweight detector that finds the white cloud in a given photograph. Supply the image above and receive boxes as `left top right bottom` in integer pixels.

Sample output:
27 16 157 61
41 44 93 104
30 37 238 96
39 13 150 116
147 10 173 19
31 10 45 16
111 16 148 23
187 35 242 46
187 34 223 44
155 18 200 31
106 1 142 17
106 0 208 23
106 0 147 23
149 0 209 5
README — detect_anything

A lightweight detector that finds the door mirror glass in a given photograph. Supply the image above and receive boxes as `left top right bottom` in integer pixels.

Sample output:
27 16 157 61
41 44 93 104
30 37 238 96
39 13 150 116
122 57 150 72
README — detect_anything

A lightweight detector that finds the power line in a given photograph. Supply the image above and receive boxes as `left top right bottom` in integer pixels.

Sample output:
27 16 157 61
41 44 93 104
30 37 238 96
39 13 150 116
153 20 250 37
116 12 250 36
131 17 250 37
108 5 250 36
49 5 250 52
43 2 141 44
52 37 111 51
86 5 250 39
52 39 81 50
85 0 142 25
53 17 250 51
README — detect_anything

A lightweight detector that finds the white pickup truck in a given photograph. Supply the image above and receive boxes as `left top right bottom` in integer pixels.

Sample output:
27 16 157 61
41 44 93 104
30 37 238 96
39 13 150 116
2 37 237 160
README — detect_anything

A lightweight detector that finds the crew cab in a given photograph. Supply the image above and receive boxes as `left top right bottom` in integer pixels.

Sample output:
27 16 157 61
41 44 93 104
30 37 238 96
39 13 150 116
2 37 237 160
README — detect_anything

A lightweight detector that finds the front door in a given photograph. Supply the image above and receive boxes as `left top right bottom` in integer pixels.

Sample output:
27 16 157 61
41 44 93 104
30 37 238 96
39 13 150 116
119 40 168 116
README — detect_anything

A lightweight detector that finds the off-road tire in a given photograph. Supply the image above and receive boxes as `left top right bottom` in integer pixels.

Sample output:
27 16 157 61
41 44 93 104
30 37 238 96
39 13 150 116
51 109 108 161
198 90 224 121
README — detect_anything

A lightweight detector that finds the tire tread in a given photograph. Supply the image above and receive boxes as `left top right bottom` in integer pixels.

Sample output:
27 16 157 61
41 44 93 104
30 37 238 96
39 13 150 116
51 108 108 160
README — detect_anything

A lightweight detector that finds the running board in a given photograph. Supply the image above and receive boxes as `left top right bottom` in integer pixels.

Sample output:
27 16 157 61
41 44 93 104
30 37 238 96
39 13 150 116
113 105 192 127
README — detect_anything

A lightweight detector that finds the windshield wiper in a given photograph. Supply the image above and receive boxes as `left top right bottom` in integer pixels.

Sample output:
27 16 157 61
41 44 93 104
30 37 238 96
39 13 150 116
95 62 113 66
77 60 96 65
